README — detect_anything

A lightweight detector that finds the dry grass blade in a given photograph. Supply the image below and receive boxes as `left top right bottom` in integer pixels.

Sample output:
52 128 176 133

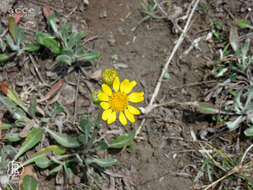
19 119 35 138
38 80 64 103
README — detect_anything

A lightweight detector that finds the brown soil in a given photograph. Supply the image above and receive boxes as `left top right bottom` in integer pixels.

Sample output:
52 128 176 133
1 0 253 189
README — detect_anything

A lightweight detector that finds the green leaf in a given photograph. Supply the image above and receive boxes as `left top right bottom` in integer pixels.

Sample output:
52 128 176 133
14 127 44 160
46 128 81 148
22 175 38 190
49 165 63 175
63 164 73 178
197 103 220 114
96 139 109 151
16 28 24 47
47 13 59 36
5 133 21 142
24 44 40 52
55 54 72 65
244 126 253 136
86 157 117 168
229 26 240 52
86 111 102 150
35 157 51 168
0 53 10 62
28 97 37 118
79 117 92 145
108 129 136 149
245 86 253 107
226 116 244 131
61 23 72 47
35 32 60 54
241 39 250 69
76 51 100 62
1 122 16 130
0 38 6 52
22 145 65 167
8 17 17 42
50 104 65 118
6 34 18 51
0 96 29 122
236 19 250 29
234 91 243 113
68 32 80 49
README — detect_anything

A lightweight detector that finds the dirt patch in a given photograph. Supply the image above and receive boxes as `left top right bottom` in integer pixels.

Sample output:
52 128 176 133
1 0 253 189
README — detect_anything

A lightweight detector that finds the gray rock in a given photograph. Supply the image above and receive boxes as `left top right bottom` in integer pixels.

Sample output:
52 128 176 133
58 84 76 105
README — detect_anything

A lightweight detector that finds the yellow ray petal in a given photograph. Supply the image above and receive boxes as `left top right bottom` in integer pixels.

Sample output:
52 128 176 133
97 92 109 101
113 76 120 92
119 111 127 126
124 80 137 94
127 105 140 115
127 92 144 103
102 109 112 121
107 111 117 124
102 84 112 96
100 102 110 110
125 109 135 123
120 79 130 93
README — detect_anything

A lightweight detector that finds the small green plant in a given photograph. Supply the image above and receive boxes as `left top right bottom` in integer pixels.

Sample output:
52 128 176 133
194 143 253 189
35 9 99 66
0 82 136 187
133 0 164 30
0 16 39 63
226 86 253 136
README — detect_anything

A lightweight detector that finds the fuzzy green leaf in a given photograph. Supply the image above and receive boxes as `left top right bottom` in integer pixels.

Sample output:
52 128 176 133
86 157 117 168
22 145 65 167
14 127 44 160
0 38 6 52
5 133 21 142
24 44 40 52
76 51 100 62
226 116 244 131
244 126 253 136
245 86 253 107
22 175 38 190
6 34 18 51
0 96 29 122
56 54 72 65
28 97 37 118
35 32 60 54
79 117 92 145
49 165 63 175
229 26 240 52
1 122 15 130
16 28 24 47
108 129 136 148
197 103 220 114
46 129 81 148
35 157 51 168
61 23 72 47
47 13 59 36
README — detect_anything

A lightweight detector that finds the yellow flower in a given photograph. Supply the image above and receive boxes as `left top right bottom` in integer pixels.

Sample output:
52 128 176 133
98 76 144 126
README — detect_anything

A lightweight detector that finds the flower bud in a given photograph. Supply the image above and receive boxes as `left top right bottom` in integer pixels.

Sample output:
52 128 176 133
91 89 103 104
102 69 118 86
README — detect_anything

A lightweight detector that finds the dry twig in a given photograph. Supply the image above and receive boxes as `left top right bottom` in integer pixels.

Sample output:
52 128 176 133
136 0 201 137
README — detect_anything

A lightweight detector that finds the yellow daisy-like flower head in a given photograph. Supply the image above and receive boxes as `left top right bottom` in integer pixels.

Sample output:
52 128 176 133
98 76 144 126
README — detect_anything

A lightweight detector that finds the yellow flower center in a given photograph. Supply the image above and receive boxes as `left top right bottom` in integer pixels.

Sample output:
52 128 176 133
109 92 128 112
